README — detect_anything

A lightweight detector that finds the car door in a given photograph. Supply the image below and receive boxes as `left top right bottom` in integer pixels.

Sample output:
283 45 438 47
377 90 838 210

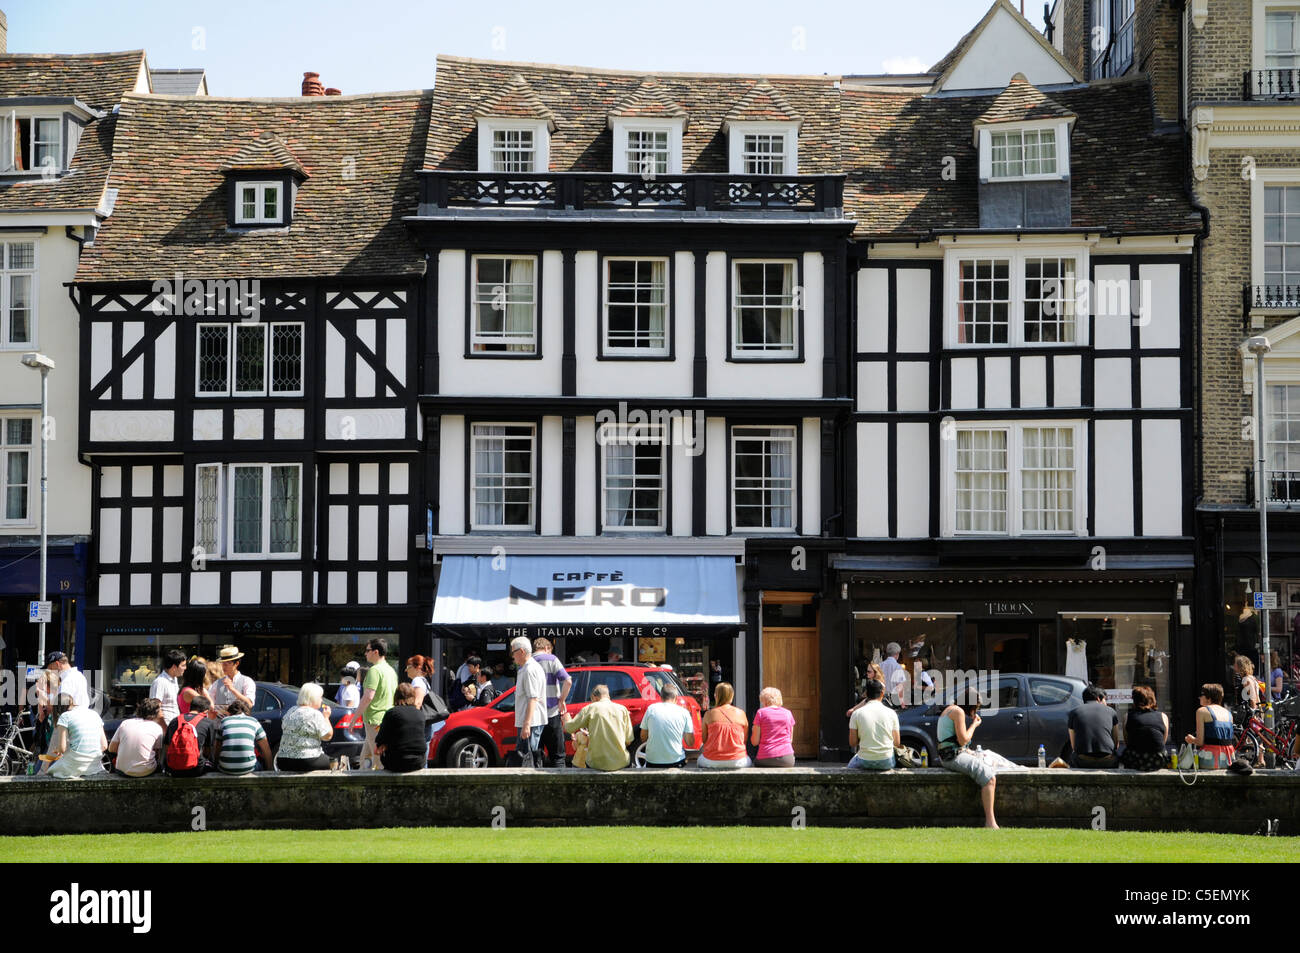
975 675 1030 761
252 686 283 752
1026 676 1082 761
484 690 518 756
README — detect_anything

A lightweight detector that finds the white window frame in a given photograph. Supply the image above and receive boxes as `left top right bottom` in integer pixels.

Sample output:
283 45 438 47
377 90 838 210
476 119 549 173
0 238 38 349
1251 169 1300 287
941 420 1087 538
1253 1 1300 70
233 181 283 225
0 112 63 175
195 462 303 560
610 118 683 175
470 422 536 532
730 425 798 534
194 321 305 397
599 422 667 533
943 244 1089 347
1264 378 1300 502
731 258 800 358
470 255 538 355
603 256 669 356
977 120 1071 183
0 415 35 526
726 122 798 175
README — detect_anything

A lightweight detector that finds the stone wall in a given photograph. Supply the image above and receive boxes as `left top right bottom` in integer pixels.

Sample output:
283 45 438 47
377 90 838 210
1 768 1294 835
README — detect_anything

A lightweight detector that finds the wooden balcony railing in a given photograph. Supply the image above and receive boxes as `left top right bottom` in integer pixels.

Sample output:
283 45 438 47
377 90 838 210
421 172 844 213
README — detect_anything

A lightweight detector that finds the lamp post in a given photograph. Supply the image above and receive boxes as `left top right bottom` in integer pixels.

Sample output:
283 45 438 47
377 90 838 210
1246 335 1273 734
20 352 54 668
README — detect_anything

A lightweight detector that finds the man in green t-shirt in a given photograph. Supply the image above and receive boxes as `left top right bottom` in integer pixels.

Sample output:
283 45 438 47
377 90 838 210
358 637 396 770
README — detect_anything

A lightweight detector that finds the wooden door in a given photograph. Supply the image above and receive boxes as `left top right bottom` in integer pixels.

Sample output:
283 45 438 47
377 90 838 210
761 626 820 757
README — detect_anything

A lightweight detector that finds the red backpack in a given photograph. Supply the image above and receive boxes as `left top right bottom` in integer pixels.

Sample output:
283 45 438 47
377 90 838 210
166 711 204 772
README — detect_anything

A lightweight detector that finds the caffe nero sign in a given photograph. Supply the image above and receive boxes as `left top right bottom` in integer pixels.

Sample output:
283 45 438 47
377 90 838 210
430 556 741 640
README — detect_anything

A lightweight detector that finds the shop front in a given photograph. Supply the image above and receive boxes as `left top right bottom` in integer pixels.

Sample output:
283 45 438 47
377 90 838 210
88 610 416 718
0 543 88 687
833 558 1191 730
429 554 743 708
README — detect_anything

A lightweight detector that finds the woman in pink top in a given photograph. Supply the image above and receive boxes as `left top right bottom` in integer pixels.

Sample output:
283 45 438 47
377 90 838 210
750 686 796 767
698 682 751 769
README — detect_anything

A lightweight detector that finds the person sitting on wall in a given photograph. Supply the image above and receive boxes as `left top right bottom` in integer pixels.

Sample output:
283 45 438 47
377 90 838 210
640 680 696 768
847 678 900 770
108 697 166 777
1068 684 1121 769
560 683 633 771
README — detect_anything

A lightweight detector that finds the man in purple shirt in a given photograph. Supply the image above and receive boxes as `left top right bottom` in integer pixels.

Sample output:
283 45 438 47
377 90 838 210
532 637 573 768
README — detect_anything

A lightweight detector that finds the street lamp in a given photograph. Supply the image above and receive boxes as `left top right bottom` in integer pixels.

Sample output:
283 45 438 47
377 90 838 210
1245 335 1274 736
20 352 54 668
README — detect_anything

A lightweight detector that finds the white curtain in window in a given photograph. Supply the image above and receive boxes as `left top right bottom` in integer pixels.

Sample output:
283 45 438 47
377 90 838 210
769 436 793 527
505 258 535 351
605 440 634 527
475 426 505 526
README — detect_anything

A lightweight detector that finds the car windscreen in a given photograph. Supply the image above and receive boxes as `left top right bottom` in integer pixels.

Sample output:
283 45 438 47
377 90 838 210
642 670 683 700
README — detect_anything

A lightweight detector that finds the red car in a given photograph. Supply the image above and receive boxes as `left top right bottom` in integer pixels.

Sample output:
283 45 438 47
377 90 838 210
428 664 704 768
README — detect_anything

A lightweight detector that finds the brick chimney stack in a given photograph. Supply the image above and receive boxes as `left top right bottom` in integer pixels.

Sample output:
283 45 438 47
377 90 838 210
301 71 324 96
1 10 9 54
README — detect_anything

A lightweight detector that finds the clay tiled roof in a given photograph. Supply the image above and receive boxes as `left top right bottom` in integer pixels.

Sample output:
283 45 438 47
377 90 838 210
219 132 308 177
608 78 687 121
75 91 432 281
473 72 557 127
723 80 802 125
427 56 840 173
841 75 1201 237
0 50 145 109
0 50 145 215
975 73 1075 126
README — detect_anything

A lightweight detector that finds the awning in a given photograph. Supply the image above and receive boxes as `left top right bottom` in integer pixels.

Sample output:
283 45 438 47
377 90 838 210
430 555 741 640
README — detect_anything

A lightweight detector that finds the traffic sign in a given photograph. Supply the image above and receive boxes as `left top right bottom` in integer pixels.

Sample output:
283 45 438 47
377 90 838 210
28 600 52 623
1253 591 1278 610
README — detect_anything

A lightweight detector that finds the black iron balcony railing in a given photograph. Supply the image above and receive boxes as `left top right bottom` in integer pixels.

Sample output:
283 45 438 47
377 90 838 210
1246 468 1300 505
1248 283 1300 310
421 172 844 213
1245 69 1300 100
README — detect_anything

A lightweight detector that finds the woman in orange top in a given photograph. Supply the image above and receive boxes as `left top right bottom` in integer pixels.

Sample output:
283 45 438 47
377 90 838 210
698 682 751 769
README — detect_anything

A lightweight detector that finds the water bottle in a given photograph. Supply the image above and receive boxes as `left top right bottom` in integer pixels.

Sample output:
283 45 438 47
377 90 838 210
1037 744 1046 768
920 748 929 767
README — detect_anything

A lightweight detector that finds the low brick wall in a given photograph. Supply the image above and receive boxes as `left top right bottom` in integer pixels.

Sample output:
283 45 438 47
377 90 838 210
1 768 1295 835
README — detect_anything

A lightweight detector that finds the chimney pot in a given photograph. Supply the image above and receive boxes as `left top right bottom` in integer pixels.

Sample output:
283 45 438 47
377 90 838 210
301 71 324 97
325 87 342 96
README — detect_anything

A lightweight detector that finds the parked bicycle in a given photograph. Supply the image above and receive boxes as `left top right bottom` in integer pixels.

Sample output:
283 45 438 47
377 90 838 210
0 711 37 776
1233 703 1299 769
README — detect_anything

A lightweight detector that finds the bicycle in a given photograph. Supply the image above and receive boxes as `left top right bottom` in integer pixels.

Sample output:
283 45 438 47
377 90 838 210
0 711 37 776
1233 707 1299 769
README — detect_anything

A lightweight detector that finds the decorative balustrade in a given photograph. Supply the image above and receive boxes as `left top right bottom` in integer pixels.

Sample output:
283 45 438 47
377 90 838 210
422 171 844 213
1244 69 1300 100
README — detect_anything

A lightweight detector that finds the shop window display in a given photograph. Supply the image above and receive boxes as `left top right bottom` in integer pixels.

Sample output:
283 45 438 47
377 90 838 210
850 615 960 704
1060 614 1170 715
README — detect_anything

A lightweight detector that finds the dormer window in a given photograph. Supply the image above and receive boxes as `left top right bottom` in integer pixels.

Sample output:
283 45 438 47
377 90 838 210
477 120 549 173
2 114 64 174
491 127 536 172
978 122 1070 182
990 128 1057 179
727 123 798 175
235 181 283 225
219 133 306 229
609 118 683 175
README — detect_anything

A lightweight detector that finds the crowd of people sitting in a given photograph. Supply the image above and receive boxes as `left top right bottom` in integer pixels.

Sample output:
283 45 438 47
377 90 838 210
21 635 1284 829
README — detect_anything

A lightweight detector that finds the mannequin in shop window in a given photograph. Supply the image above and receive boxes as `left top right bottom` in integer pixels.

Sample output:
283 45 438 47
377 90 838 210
1065 637 1088 682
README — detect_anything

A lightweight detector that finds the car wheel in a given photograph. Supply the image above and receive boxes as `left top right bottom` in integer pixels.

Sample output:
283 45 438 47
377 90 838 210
447 736 493 769
630 741 648 769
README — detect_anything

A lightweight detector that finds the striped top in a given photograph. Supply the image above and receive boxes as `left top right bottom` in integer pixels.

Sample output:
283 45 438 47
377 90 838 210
532 653 571 716
217 714 265 774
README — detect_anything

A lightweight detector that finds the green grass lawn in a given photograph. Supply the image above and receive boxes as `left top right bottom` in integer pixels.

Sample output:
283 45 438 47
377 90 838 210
3 827 1297 862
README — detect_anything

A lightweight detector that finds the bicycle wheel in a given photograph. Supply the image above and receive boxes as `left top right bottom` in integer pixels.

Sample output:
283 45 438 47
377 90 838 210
1237 731 1262 766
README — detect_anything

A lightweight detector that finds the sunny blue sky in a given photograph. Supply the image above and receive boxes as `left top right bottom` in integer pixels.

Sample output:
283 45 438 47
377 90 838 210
3 0 1047 96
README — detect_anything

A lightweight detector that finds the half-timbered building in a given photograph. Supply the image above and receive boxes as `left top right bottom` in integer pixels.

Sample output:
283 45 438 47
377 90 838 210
412 58 853 753
0 45 151 679
73 84 431 713
833 0 1204 740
